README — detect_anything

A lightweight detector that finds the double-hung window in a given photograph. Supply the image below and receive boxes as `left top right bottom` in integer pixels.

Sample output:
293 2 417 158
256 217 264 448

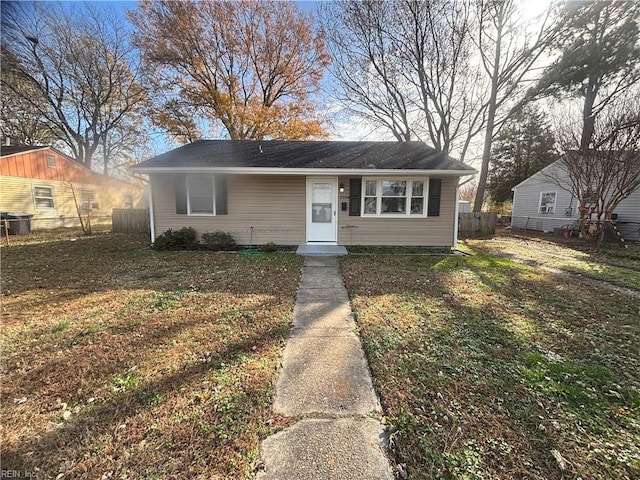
187 175 216 215
362 177 427 217
81 190 95 210
539 191 556 214
34 185 55 209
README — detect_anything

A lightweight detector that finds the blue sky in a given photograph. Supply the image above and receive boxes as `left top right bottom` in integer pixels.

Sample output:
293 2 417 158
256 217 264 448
69 0 369 152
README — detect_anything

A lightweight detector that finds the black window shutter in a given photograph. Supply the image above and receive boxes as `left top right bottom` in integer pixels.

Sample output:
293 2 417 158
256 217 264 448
349 178 361 216
428 178 441 216
175 174 187 214
215 175 227 215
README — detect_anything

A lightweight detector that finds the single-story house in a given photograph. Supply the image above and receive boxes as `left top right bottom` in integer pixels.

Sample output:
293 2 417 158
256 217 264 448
511 160 640 241
0 145 146 230
131 140 476 248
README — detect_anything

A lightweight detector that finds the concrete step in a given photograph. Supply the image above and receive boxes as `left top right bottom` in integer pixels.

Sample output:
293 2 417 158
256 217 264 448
296 245 348 257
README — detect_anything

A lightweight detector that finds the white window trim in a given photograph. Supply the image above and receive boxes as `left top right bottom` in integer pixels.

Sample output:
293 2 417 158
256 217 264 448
33 184 55 210
539 191 557 214
46 154 56 168
186 174 216 216
361 176 428 218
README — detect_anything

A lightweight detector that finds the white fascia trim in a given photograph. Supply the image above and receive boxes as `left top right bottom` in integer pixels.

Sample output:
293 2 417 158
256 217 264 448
131 166 477 176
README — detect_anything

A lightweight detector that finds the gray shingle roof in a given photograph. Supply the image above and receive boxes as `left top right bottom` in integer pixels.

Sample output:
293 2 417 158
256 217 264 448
0 145 49 156
133 140 475 173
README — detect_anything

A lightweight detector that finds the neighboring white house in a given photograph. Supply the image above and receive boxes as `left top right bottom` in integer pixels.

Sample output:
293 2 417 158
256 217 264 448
511 161 640 242
458 200 471 213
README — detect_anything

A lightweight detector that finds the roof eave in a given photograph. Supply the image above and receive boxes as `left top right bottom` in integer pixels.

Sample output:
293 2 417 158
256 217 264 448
0 146 51 158
130 166 477 176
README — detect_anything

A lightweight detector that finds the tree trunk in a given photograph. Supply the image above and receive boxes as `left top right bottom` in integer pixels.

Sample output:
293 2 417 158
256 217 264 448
474 98 497 212
103 135 108 176
474 17 502 213
580 77 598 150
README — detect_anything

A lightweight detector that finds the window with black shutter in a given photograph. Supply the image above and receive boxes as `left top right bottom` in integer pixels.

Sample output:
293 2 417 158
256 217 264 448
428 178 441 216
175 174 187 214
349 178 361 216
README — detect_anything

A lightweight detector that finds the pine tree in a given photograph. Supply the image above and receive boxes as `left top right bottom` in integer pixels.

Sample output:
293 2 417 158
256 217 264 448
488 106 558 205
536 0 640 149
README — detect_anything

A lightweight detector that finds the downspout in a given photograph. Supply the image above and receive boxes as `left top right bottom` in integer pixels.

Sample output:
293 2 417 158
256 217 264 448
511 187 517 228
453 180 460 250
148 179 156 243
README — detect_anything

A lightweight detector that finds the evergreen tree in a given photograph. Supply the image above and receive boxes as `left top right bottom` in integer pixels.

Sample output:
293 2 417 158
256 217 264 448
488 106 558 204
535 0 640 149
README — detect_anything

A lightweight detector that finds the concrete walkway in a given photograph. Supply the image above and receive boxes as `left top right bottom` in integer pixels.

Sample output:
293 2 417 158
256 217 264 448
257 257 394 480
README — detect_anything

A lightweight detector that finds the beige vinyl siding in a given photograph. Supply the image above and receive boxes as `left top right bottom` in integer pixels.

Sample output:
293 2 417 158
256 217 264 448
337 176 457 246
151 173 459 246
151 173 306 245
0 174 145 229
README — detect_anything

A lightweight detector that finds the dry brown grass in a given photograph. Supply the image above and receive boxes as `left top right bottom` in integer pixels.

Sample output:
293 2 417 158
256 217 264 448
1 230 303 479
340 238 640 480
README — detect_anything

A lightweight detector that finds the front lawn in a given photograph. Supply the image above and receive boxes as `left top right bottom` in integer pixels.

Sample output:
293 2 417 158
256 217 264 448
465 233 640 290
1 231 303 478
340 243 640 479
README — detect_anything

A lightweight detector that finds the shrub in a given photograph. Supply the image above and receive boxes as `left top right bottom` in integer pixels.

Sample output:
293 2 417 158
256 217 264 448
153 227 197 250
261 242 278 253
201 231 237 251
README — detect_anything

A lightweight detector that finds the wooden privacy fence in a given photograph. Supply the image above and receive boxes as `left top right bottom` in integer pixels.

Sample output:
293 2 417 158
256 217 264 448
112 208 150 233
458 212 498 237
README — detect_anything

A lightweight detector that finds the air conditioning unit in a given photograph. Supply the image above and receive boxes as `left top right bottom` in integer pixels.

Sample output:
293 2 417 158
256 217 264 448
81 202 100 211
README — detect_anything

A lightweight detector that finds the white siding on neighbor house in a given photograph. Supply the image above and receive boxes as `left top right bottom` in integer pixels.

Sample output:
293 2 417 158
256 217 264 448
151 173 460 247
512 167 640 241
614 188 640 241
512 176 579 232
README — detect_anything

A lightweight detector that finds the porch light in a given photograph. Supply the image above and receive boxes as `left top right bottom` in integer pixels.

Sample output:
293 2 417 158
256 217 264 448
339 183 345 193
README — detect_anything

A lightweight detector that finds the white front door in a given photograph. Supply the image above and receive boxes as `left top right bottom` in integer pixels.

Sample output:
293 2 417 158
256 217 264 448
306 177 338 243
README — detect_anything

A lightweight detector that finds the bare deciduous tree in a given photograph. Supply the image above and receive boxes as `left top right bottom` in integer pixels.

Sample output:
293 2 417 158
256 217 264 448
472 0 558 212
322 0 484 157
321 0 413 142
0 48 59 146
548 95 640 242
1 2 148 171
